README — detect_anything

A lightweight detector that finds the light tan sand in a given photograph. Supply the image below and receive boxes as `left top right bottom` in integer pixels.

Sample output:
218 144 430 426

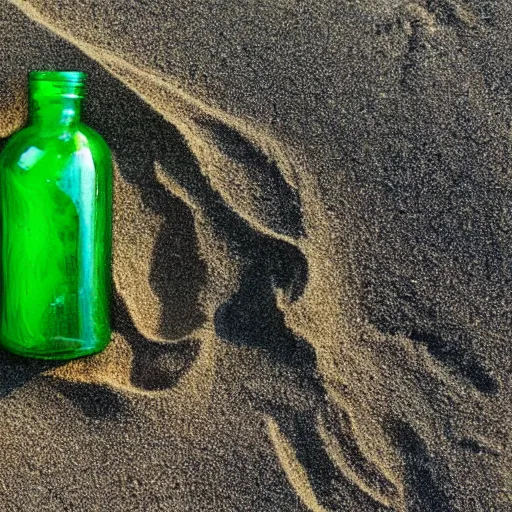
0 0 511 510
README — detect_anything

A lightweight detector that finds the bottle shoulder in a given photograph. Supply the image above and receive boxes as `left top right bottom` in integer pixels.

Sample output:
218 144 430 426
0 123 112 171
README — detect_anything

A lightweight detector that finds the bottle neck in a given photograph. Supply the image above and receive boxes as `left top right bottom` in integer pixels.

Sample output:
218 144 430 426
30 95 82 127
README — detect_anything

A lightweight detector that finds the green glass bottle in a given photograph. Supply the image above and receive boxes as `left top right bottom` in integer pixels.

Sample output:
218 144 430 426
0 71 113 360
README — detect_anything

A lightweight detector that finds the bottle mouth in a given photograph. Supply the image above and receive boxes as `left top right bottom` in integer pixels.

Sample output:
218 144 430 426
29 70 87 84
29 70 87 99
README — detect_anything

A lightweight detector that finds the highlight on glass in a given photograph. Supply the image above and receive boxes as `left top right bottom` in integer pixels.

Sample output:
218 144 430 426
0 70 113 360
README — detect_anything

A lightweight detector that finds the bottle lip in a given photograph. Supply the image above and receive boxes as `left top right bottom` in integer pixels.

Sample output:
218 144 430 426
29 70 87 84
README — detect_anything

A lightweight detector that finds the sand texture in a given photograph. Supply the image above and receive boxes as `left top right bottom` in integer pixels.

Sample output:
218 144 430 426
0 0 511 510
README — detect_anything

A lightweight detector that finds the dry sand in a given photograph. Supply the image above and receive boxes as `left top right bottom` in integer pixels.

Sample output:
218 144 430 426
0 0 511 510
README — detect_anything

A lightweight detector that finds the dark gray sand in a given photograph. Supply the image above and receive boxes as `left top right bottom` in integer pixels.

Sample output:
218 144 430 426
0 0 510 510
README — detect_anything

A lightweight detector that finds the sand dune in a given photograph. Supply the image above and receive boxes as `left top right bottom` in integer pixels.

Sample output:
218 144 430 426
0 0 510 510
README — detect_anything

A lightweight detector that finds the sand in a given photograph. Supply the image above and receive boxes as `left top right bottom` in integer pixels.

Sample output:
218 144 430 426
0 0 510 510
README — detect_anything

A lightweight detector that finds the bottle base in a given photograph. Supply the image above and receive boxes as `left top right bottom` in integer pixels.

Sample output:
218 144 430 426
0 336 110 360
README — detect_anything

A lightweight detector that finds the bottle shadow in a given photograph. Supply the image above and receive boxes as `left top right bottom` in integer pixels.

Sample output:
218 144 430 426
85 73 208 341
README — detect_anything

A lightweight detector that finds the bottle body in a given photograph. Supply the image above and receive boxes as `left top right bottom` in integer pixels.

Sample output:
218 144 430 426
0 72 112 359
